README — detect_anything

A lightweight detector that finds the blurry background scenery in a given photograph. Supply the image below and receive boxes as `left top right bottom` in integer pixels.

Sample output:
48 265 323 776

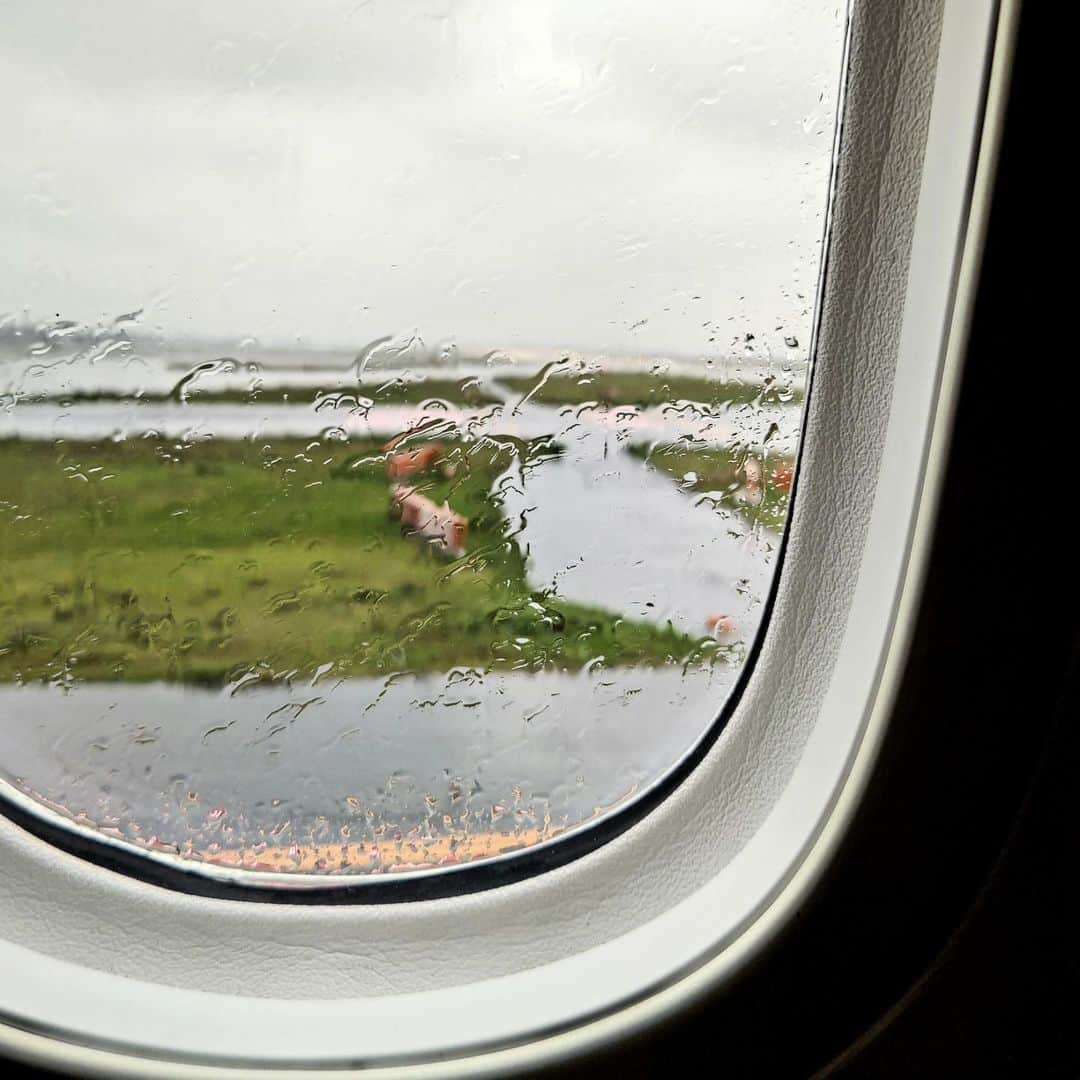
0 0 844 876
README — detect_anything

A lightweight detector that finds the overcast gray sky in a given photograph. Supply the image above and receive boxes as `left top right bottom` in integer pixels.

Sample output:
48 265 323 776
1 0 845 356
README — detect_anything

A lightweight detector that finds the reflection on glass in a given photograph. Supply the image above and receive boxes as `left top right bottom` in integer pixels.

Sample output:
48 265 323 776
0 0 845 880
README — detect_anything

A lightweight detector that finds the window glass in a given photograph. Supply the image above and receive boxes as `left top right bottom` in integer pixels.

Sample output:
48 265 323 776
0 1 845 880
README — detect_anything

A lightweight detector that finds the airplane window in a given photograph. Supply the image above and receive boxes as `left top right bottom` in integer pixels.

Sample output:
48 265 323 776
0 0 846 884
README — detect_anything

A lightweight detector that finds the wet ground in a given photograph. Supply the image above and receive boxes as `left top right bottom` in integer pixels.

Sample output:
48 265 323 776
0 353 800 874
0 664 726 860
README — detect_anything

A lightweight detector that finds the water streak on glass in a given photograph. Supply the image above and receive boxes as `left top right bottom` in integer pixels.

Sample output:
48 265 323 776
0 0 846 880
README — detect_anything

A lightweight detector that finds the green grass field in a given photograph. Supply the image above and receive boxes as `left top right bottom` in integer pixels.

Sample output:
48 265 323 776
0 437 700 685
498 370 803 409
628 442 794 533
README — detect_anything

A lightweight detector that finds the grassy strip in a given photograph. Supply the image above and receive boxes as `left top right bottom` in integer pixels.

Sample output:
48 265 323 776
24 377 502 407
498 370 803 409
628 442 794 533
0 437 698 684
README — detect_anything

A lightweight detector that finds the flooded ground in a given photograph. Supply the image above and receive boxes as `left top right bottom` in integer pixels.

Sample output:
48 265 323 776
0 665 723 871
0 346 801 876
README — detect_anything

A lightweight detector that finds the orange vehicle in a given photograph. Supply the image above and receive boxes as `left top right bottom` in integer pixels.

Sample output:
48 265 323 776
771 463 794 492
390 483 468 558
383 436 455 482
704 613 737 642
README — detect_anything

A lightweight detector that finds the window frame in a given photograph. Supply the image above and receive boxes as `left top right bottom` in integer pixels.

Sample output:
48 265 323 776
0 0 1017 1073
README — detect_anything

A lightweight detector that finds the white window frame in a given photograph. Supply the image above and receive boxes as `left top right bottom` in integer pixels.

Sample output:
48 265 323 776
0 1 1017 1074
